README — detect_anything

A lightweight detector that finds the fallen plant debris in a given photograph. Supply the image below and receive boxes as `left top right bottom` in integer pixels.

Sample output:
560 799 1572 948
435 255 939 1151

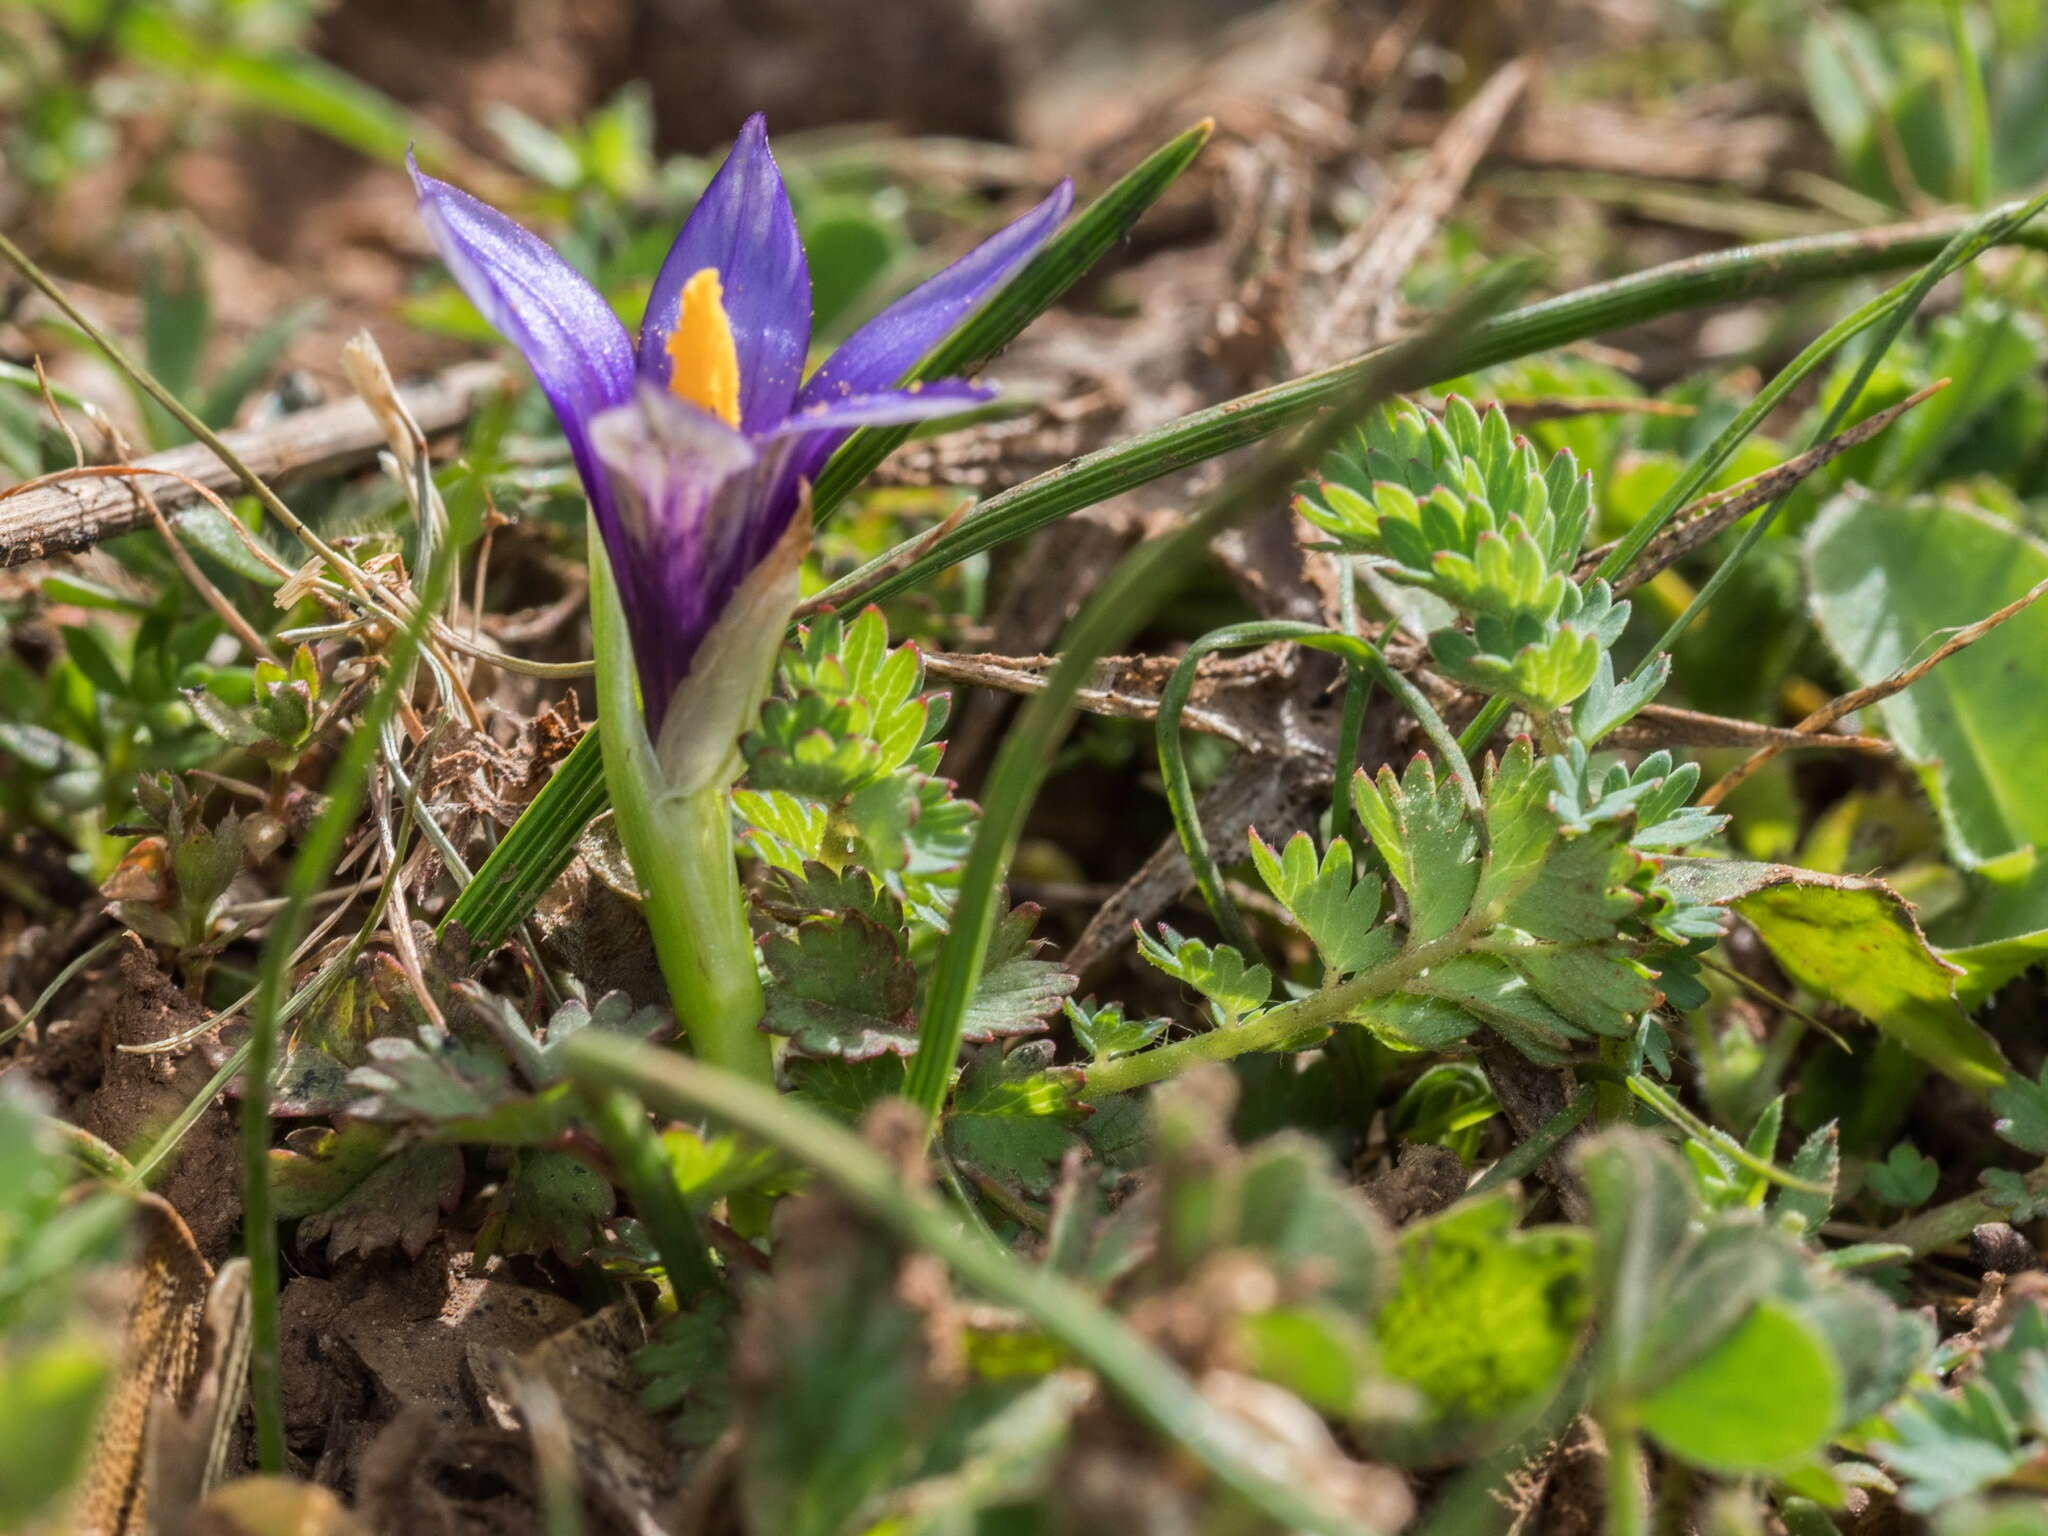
12 3 2048 1533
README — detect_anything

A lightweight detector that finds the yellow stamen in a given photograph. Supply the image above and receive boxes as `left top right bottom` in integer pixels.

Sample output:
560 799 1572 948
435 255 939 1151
665 267 742 428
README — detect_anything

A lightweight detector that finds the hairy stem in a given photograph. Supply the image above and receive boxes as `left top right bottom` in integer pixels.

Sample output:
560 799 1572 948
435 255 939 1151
1077 919 1482 1100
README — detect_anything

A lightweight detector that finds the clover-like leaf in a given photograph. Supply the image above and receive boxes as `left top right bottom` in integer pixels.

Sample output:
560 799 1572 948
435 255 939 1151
1867 1141 1940 1208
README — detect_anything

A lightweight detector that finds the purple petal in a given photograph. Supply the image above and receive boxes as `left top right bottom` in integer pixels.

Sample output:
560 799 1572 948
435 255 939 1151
639 114 811 435
770 379 995 437
409 154 635 524
801 180 1072 408
589 386 775 735
761 379 994 533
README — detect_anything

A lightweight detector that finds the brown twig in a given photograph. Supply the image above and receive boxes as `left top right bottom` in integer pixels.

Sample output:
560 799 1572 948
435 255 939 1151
1581 379 1949 595
0 359 507 569
1703 565 2048 806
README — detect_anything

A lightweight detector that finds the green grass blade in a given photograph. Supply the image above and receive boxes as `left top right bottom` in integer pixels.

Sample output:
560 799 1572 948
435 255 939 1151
820 199 2048 616
560 1032 1390 1536
808 119 1214 517
1650 190 2048 659
437 728 608 950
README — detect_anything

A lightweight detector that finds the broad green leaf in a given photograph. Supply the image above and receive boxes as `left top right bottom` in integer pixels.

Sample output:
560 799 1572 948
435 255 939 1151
759 912 920 1060
1662 859 2009 1093
0 1337 112 1528
1374 1194 1591 1458
1637 1299 1842 1473
1807 495 2048 868
295 1142 463 1261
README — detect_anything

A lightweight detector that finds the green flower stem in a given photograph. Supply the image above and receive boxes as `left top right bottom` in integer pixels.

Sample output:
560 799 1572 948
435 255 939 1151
1076 918 1484 1101
590 530 771 1083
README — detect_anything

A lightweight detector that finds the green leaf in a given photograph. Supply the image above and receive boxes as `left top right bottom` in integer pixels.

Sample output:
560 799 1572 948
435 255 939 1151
1374 1194 1591 1458
1868 1141 1940 1207
1807 495 2048 868
941 1041 1085 1196
1063 997 1167 1061
270 1121 397 1217
296 1141 462 1261
1662 859 2010 1093
479 1148 613 1264
60 623 127 698
785 1055 907 1124
760 912 920 1060
1352 755 1480 943
958 901 1075 1044
1637 1300 1843 1473
1992 1064 2048 1156
1248 830 1394 975
1134 923 1272 1021
0 1337 111 1528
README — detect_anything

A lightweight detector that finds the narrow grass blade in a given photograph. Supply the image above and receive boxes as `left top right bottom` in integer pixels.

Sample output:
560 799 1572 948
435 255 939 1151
438 728 607 950
561 1032 1390 1536
809 119 1214 517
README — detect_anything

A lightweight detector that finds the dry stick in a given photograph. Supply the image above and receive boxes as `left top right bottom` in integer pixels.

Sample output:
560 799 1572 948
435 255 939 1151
1 461 284 660
1579 379 1949 594
1703 563 2048 807
0 309 506 567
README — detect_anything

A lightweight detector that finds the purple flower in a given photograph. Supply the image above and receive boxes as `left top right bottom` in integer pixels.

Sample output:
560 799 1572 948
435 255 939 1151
412 115 1071 763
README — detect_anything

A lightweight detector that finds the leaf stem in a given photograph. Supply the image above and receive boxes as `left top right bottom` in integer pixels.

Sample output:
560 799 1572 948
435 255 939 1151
1077 918 1484 1100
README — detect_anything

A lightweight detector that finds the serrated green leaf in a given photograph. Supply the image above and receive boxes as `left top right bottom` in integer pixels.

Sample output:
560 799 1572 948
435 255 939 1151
1352 755 1479 942
760 912 920 1059
942 1041 1085 1196
297 1142 463 1261
480 1148 612 1264
959 902 1075 1044
1134 923 1272 1021
1868 1141 1940 1207
1249 830 1393 976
